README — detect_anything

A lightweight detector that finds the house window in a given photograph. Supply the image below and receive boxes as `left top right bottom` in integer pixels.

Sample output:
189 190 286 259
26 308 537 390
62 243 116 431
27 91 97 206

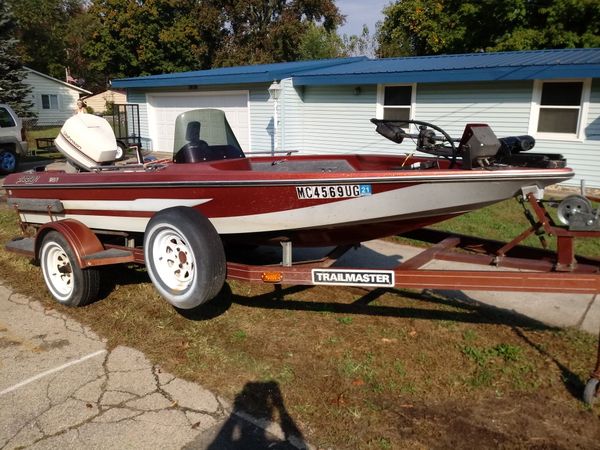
530 79 590 140
41 94 59 110
377 84 415 122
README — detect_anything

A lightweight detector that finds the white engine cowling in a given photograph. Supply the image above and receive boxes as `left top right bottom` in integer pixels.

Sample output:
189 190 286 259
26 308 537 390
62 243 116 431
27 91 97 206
54 114 118 170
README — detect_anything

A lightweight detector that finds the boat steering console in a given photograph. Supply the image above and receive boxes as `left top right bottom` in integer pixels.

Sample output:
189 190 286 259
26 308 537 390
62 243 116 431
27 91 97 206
371 119 458 168
371 118 567 170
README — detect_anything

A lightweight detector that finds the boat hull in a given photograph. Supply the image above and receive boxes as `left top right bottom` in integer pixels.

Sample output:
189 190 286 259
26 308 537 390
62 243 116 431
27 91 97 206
3 156 574 246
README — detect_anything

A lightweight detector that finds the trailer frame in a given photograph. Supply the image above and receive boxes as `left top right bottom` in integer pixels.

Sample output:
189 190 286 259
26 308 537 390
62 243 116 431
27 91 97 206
6 193 600 404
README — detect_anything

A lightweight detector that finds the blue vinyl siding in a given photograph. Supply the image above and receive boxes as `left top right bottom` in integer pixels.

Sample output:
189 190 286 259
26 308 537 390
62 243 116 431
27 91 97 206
281 78 303 151
248 86 273 152
413 81 599 187
284 80 600 187
126 78 600 188
534 80 600 188
415 81 533 138
287 85 404 154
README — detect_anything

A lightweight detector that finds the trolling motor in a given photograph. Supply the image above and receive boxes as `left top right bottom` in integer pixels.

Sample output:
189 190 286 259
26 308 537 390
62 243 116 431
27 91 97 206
370 119 458 167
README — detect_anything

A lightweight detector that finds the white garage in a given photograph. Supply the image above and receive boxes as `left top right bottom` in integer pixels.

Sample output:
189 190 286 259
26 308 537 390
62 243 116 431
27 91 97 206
147 91 250 153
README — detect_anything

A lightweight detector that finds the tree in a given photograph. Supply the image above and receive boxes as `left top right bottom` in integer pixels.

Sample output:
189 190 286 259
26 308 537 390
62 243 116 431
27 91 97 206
9 0 102 92
0 0 34 116
298 24 379 61
342 25 378 58
210 0 344 66
9 0 84 80
299 23 344 60
377 0 600 57
62 5 105 92
85 0 224 79
85 0 344 80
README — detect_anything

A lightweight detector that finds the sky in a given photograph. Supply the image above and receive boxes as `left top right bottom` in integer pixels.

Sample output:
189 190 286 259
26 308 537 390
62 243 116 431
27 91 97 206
336 0 391 36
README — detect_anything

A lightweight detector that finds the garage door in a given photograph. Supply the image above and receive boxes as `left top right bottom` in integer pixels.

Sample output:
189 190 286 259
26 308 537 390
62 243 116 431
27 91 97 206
148 91 249 153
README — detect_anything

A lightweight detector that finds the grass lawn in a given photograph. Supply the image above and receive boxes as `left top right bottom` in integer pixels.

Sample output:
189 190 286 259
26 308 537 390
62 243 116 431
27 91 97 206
25 126 61 150
0 198 598 448
396 195 600 258
21 127 64 162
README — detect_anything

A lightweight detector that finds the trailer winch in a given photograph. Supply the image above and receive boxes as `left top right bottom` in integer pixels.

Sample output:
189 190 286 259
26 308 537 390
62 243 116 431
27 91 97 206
557 194 600 231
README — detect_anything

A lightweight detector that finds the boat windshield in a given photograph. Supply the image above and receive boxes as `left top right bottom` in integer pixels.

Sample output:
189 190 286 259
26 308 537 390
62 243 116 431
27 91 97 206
173 109 243 153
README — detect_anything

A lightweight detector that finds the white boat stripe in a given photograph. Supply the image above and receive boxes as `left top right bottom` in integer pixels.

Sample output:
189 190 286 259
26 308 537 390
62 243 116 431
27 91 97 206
62 198 211 211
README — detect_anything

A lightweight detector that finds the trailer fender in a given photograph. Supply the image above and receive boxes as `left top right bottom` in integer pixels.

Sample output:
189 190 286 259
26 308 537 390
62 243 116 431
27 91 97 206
35 219 104 268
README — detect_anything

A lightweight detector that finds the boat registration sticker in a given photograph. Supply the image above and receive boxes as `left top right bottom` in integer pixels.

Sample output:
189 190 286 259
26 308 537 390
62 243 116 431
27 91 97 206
312 269 395 288
296 184 372 200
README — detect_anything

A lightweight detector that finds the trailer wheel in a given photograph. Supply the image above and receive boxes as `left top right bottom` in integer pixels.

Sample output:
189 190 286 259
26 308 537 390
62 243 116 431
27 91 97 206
144 207 226 309
40 231 100 307
583 378 599 405
115 141 126 161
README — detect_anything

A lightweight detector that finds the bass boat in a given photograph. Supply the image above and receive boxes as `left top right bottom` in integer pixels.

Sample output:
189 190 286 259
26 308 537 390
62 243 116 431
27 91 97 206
4 109 573 247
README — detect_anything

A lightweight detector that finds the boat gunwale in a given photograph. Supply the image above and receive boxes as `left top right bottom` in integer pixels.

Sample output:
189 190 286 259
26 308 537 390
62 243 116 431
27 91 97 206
3 167 575 190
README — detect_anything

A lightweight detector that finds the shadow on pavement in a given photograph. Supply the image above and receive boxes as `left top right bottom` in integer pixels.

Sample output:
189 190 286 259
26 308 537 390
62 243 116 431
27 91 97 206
186 381 307 450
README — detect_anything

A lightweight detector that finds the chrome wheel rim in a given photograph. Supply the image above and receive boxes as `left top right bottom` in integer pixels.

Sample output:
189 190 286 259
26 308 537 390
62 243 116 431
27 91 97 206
43 243 73 300
152 228 195 293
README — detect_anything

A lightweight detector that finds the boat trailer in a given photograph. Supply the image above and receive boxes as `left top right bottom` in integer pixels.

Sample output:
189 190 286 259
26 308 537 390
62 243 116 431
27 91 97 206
6 193 600 404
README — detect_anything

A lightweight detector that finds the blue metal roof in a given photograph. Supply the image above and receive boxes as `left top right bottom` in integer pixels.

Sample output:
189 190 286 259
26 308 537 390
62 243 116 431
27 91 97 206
293 48 600 85
111 57 368 89
111 48 600 89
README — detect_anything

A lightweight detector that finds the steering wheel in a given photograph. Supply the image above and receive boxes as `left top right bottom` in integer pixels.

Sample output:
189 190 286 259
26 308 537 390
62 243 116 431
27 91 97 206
371 119 458 168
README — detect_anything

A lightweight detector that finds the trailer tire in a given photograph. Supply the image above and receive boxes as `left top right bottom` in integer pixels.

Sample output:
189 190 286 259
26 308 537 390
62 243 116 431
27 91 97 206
583 378 599 405
40 231 100 306
144 207 226 309
115 141 126 161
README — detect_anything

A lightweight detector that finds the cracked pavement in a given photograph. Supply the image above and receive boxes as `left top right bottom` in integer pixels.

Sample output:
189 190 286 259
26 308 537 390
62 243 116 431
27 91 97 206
0 284 307 449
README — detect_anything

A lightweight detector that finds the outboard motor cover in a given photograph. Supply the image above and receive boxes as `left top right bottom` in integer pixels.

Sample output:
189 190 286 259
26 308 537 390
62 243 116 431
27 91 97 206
54 114 118 170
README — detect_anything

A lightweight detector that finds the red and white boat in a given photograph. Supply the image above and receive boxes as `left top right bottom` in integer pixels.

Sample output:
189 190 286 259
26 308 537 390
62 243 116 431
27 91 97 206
4 110 572 247
3 110 573 309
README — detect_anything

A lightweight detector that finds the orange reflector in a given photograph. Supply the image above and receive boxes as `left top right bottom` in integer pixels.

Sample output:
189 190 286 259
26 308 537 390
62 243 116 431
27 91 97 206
261 272 283 283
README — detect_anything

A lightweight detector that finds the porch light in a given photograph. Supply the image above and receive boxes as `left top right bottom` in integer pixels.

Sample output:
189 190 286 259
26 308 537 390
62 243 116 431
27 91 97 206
269 81 282 156
268 81 282 100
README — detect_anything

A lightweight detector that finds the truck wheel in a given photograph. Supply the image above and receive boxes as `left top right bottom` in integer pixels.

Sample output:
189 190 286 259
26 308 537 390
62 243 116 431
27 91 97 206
144 207 226 309
40 231 100 306
0 148 18 174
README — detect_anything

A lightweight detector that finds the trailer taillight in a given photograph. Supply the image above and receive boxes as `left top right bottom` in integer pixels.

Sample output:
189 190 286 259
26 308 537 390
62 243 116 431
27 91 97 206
261 272 283 283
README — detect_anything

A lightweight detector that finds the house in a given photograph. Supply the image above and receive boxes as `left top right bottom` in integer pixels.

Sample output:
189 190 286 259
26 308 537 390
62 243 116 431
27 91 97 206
111 48 600 188
25 67 91 125
82 89 126 114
